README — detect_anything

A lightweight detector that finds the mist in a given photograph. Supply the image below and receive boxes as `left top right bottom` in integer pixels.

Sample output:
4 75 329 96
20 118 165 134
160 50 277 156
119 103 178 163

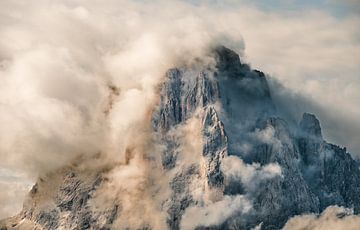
0 0 359 223
283 206 360 230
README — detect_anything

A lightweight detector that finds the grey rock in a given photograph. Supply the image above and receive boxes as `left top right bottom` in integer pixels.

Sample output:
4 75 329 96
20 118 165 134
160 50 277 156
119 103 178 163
2 46 360 230
298 114 360 214
299 113 323 139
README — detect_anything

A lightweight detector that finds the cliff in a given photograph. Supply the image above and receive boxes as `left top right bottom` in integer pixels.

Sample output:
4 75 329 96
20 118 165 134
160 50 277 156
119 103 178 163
2 46 359 230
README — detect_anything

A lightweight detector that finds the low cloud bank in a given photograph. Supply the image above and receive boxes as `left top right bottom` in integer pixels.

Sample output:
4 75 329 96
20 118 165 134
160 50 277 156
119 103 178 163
283 206 360 230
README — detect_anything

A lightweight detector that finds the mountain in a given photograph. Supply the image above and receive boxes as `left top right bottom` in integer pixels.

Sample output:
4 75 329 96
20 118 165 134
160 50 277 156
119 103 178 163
1 46 359 230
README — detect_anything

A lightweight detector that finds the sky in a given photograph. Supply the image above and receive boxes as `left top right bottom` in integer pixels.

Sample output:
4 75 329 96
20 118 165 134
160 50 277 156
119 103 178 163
0 0 359 220
244 0 359 16
188 0 360 16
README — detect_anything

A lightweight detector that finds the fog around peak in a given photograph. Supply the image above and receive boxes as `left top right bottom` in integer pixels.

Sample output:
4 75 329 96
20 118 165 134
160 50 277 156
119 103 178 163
0 0 359 222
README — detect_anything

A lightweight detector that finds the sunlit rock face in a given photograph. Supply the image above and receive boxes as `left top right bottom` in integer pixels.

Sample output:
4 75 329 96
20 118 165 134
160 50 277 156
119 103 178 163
2 46 360 230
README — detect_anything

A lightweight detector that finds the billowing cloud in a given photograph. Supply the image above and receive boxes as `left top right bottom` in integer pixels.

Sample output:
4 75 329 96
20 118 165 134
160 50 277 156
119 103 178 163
283 206 360 230
0 0 359 220
221 155 282 191
180 195 252 230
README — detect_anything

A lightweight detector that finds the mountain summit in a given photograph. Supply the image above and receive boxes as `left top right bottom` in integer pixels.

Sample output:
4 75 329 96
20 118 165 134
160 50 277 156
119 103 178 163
2 46 359 230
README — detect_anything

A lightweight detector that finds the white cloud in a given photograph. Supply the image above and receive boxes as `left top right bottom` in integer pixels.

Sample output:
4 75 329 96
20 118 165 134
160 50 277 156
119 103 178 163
0 0 359 221
0 168 32 219
283 206 360 230
180 195 252 230
253 125 283 150
221 155 282 190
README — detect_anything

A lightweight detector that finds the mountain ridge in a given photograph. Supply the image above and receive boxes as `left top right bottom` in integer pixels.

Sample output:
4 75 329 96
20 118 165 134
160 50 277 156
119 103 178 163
1 46 359 230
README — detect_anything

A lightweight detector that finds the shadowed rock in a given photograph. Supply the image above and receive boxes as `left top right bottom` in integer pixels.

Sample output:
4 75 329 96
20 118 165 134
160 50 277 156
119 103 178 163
2 46 360 230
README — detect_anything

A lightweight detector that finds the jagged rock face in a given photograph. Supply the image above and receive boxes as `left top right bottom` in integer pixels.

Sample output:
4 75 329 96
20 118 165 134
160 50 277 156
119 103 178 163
2 46 360 230
299 113 323 139
2 168 118 230
298 114 360 214
241 117 320 229
152 67 227 229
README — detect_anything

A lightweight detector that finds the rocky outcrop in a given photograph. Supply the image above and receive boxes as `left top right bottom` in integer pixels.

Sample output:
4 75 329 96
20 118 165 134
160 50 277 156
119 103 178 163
153 66 227 229
298 114 360 214
2 46 360 230
299 113 323 139
1 168 118 230
237 117 319 229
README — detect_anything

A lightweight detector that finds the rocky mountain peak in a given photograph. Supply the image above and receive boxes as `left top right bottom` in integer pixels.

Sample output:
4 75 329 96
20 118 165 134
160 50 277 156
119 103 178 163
299 113 323 139
213 45 243 78
2 46 359 230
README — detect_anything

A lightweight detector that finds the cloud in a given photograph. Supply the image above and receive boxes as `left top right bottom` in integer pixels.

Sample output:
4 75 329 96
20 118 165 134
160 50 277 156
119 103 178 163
0 0 359 221
0 0 232 177
180 195 252 230
0 0 228 219
190 0 360 155
253 125 283 151
221 155 282 191
232 9 360 154
1 0 358 176
283 206 360 230
0 168 32 219
90 152 170 230
269 78 360 157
